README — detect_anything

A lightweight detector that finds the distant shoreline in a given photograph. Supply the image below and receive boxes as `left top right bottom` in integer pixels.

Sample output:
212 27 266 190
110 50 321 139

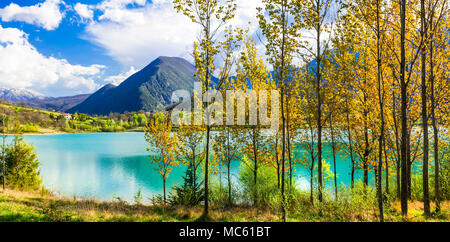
4 130 145 136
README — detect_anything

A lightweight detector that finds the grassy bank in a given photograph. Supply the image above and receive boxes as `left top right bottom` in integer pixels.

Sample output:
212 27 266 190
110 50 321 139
0 189 448 222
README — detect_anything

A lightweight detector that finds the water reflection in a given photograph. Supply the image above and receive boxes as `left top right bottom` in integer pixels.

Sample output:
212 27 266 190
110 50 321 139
16 132 373 203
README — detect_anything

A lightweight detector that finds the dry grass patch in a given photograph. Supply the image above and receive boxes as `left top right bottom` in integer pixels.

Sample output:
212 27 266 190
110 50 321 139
1 189 448 222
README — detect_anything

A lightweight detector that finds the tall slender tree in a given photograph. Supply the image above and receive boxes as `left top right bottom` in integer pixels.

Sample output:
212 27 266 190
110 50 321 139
297 63 318 205
236 36 271 206
399 0 409 217
294 0 334 203
428 0 448 214
375 0 385 222
177 124 205 204
429 2 439 214
1 114 7 190
213 126 240 206
420 0 431 218
258 0 300 221
145 117 179 203
173 0 237 217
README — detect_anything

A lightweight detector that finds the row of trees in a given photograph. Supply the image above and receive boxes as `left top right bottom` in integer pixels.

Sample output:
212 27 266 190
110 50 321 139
63 112 150 132
144 0 449 221
0 101 152 133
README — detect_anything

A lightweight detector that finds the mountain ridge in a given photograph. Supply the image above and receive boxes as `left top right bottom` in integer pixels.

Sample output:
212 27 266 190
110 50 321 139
68 56 196 115
0 87 47 103
27 94 91 112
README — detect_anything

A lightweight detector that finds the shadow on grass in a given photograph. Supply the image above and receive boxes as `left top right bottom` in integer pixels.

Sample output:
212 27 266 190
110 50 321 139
0 214 44 222
195 213 213 222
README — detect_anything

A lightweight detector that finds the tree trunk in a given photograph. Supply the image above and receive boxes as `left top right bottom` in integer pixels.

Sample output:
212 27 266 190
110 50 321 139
330 114 338 200
276 134 280 189
203 17 211 217
193 152 197 193
204 126 211 215
281 83 286 221
346 101 355 189
332 135 337 201
2 135 4 191
316 1 323 204
277 165 280 189
362 50 369 188
420 0 430 217
309 125 316 206
400 0 409 216
384 140 390 195
288 130 293 189
2 115 5 191
310 160 314 205
407 133 412 200
429 8 440 213
253 129 258 206
363 125 369 187
393 89 401 199
228 160 232 207
287 99 293 188
163 178 167 204
280 1 287 222
376 0 384 221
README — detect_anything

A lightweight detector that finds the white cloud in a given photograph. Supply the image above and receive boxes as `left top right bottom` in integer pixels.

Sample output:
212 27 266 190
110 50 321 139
80 0 264 68
0 24 105 96
82 0 198 68
74 3 94 22
104 66 137 86
97 0 147 11
0 0 64 31
232 0 264 31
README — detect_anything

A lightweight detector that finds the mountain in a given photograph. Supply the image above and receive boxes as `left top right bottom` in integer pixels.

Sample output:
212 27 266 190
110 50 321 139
0 87 47 103
68 56 196 115
0 87 90 112
27 94 91 112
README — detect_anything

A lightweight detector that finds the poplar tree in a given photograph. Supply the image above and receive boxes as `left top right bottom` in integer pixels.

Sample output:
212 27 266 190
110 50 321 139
399 0 408 216
1 114 7 190
173 0 237 217
257 0 300 221
428 0 449 213
176 124 205 205
145 117 179 203
294 0 335 204
420 0 430 218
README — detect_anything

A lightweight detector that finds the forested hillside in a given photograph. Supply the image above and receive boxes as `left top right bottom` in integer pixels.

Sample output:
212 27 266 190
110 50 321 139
0 101 151 134
68 57 196 115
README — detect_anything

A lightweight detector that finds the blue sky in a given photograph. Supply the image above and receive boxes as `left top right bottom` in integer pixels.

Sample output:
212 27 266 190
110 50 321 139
0 0 263 97
1 1 118 67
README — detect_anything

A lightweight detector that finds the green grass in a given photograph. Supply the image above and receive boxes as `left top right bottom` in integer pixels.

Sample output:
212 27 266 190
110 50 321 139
0 189 448 222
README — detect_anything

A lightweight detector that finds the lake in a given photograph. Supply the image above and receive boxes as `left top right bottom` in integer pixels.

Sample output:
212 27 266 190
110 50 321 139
18 132 374 203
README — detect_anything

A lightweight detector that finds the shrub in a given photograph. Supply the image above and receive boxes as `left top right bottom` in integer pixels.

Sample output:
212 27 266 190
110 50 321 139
3 135 42 190
134 188 143 205
410 172 424 201
170 165 204 206
210 177 240 208
238 156 279 206
150 194 166 206
21 123 38 132
439 144 450 200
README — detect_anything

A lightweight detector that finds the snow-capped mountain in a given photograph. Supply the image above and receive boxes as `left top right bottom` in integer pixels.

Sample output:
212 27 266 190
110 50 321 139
0 87 91 112
0 87 48 103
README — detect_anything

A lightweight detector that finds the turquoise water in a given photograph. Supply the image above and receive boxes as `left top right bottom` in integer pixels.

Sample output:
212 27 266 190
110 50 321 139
17 133 372 203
